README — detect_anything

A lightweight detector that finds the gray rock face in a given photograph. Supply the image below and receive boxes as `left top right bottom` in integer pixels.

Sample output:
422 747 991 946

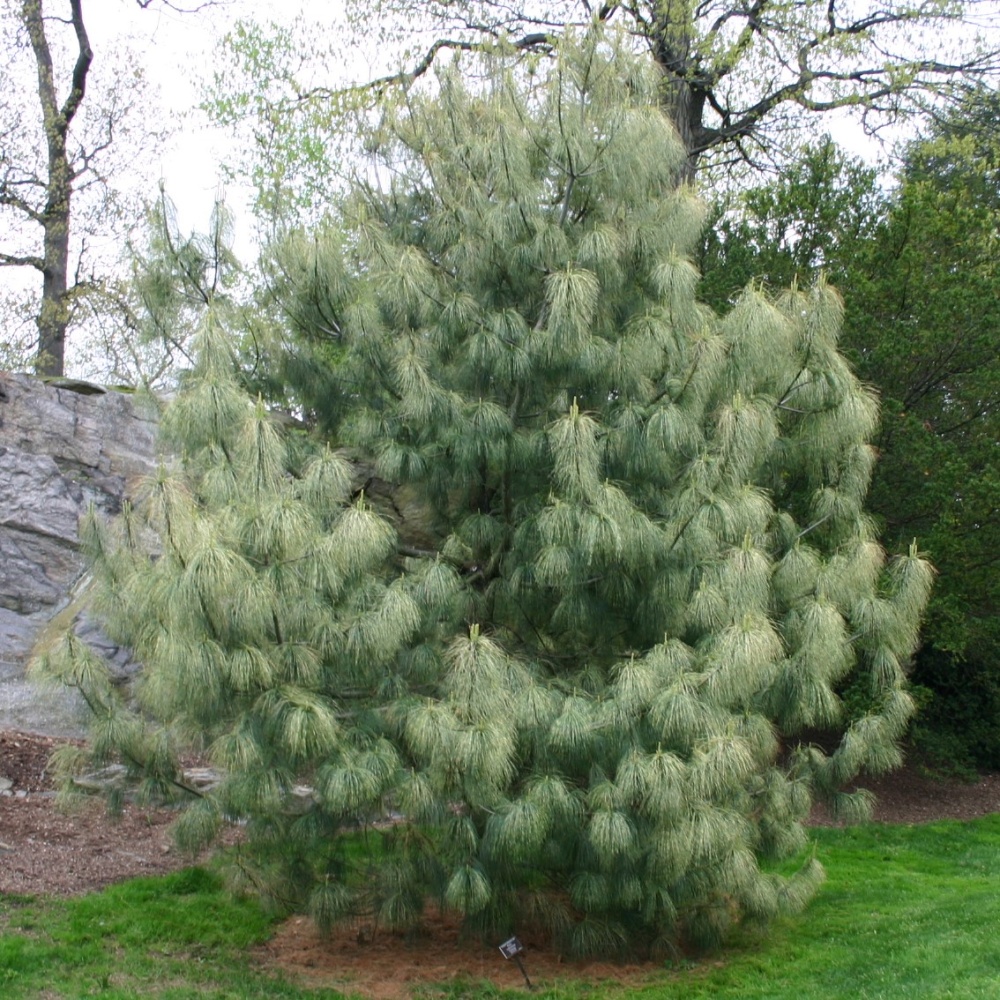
0 374 436 741
0 373 159 736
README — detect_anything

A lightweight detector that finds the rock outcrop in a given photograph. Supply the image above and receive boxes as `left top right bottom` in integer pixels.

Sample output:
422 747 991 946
0 372 443 739
0 373 159 735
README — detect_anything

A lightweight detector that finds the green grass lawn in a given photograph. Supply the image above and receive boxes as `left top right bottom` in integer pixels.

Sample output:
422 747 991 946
3 816 1000 999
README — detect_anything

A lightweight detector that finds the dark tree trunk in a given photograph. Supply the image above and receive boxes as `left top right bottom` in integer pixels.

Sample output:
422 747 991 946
23 0 92 377
659 75 700 183
38 155 72 377
649 14 707 184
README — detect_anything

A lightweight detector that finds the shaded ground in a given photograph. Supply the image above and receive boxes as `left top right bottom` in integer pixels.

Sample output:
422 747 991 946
4 727 1000 998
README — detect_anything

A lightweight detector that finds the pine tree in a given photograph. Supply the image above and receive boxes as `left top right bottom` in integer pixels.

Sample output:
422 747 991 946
44 31 932 957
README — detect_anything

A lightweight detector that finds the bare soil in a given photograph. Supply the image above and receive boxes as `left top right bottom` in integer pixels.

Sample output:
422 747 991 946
4 727 1000 998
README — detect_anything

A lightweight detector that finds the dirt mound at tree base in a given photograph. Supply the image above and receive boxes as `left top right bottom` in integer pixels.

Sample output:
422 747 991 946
255 908 671 1000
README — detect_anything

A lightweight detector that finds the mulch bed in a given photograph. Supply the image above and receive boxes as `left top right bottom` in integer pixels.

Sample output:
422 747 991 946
0 730 198 896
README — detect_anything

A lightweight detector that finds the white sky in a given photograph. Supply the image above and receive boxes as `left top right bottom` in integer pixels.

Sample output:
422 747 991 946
15 0 919 258
1 0 368 336
2 0 967 380
85 1 316 241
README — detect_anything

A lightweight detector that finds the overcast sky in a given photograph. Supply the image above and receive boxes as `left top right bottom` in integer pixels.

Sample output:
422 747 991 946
0 0 951 379
5 2 923 324
89 0 912 240
85 1 317 239
1 1 330 374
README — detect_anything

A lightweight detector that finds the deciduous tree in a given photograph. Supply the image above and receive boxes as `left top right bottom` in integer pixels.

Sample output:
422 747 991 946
206 0 1000 223
0 0 213 377
1 0 100 375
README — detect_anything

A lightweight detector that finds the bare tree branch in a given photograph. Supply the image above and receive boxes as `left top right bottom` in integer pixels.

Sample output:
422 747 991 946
61 0 93 127
318 0 1000 173
0 181 45 222
0 251 45 270
133 0 223 11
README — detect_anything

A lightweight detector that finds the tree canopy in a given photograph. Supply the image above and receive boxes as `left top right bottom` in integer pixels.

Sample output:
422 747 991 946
43 32 932 956
355 0 1000 164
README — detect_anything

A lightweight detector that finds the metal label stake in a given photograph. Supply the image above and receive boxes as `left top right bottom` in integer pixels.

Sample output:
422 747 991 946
499 935 533 989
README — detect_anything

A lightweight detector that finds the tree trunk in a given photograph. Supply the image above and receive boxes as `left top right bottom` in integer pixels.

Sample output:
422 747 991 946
37 152 72 377
649 13 706 183
23 0 92 377
659 75 700 182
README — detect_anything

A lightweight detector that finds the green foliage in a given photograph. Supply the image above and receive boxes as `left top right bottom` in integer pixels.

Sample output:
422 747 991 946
697 138 881 304
699 98 1000 769
205 18 348 227
36 304 451 920
909 653 1000 777
134 191 242 350
47 32 931 959
30 187 253 390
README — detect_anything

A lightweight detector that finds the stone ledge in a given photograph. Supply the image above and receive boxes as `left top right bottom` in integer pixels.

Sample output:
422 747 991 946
0 373 159 736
